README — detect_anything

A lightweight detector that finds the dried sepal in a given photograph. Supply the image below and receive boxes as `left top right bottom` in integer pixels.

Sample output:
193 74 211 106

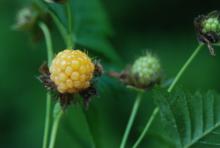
58 93 74 109
38 63 57 91
80 85 97 109
93 60 104 77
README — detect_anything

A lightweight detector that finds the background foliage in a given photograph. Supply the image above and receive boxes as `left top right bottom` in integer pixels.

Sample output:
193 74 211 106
1 0 220 147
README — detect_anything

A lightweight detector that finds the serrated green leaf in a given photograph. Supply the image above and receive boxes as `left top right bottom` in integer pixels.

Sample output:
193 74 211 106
154 88 220 148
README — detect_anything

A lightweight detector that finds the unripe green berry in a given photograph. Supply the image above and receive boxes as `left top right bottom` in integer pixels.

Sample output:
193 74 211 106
202 17 220 33
131 53 161 87
211 23 217 30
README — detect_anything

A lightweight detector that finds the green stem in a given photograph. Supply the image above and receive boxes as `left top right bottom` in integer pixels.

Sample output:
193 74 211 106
39 22 53 65
48 110 63 148
39 22 54 148
132 43 204 148
167 43 204 93
120 92 143 148
65 1 74 49
37 0 68 47
42 93 52 148
132 107 159 148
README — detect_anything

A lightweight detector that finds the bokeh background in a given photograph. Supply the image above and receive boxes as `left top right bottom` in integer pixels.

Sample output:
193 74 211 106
1 0 220 147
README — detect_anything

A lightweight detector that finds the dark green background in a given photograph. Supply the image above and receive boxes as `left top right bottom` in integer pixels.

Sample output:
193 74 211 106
1 0 220 147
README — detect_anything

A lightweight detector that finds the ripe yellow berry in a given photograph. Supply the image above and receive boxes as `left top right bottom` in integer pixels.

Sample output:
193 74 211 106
49 49 95 93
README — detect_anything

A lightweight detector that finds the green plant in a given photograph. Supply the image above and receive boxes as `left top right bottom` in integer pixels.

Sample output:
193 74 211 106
13 0 220 147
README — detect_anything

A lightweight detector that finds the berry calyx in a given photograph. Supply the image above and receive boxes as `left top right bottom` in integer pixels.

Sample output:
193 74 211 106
49 49 95 94
131 53 161 87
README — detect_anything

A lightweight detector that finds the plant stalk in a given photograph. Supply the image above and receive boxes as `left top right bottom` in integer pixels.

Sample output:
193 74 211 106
83 109 97 148
132 107 159 148
65 1 74 49
48 110 63 148
42 93 52 148
37 0 68 47
120 92 143 148
39 22 54 148
132 43 204 148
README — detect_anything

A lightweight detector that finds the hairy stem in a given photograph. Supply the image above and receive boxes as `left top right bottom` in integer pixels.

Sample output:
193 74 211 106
39 22 54 148
132 43 204 148
48 110 63 148
120 92 143 148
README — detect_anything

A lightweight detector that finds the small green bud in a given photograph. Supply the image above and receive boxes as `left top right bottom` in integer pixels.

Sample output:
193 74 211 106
130 52 161 88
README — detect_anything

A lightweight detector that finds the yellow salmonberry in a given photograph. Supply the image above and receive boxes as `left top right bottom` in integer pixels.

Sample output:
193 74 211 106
49 49 95 94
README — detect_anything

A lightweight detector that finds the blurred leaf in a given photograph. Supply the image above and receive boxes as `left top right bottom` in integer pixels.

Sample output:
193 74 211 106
46 0 121 62
154 88 220 148
72 0 121 63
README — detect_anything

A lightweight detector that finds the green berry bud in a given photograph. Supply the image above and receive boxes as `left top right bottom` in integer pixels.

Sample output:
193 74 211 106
130 53 161 88
202 17 220 33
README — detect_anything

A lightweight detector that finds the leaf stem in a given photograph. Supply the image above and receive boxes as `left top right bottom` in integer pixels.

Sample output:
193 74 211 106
39 22 54 65
42 93 52 148
132 107 159 148
167 43 204 93
120 92 143 148
39 22 54 148
132 43 204 148
37 0 68 47
48 110 63 148
65 1 74 49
